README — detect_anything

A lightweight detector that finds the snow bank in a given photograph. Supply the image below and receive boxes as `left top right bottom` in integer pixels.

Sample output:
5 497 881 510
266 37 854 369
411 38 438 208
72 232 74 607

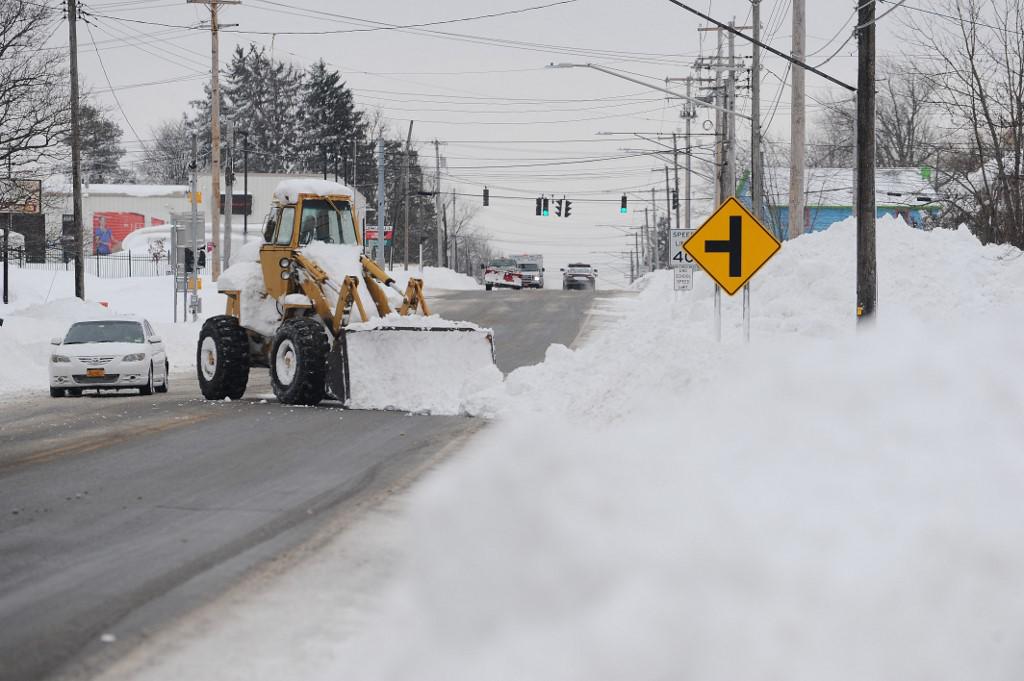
388 266 482 292
327 217 1024 680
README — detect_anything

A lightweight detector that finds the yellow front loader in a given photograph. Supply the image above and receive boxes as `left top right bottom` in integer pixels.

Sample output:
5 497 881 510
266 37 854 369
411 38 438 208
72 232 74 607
196 181 495 407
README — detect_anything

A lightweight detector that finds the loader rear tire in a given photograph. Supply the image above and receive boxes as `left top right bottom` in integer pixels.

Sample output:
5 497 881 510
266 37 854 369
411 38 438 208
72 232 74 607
270 318 329 406
197 315 250 400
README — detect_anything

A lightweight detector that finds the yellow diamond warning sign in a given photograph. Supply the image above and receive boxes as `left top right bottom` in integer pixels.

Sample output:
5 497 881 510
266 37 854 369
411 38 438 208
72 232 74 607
683 197 781 295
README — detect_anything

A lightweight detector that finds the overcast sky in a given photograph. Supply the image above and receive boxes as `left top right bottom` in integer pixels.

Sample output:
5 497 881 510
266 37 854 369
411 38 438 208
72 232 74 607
64 0 906 283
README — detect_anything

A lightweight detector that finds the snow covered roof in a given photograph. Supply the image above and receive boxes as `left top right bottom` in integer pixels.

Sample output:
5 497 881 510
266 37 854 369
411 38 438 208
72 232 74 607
85 183 187 197
41 175 187 197
273 179 355 205
759 167 939 208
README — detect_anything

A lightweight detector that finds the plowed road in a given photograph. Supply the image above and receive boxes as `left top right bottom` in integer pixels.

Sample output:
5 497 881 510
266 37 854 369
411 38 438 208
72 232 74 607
0 289 615 681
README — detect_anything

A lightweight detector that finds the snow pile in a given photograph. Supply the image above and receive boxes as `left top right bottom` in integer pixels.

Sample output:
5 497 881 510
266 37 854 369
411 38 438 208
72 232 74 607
301 241 391 317
388 266 482 292
327 217 1024 680
346 315 500 414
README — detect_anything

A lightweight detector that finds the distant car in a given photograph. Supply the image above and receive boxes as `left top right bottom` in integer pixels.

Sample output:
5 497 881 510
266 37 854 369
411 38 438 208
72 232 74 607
481 258 523 291
49 318 169 397
561 263 598 290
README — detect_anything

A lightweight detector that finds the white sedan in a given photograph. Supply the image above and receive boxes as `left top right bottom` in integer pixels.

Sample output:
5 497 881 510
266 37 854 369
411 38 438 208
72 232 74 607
49 317 169 397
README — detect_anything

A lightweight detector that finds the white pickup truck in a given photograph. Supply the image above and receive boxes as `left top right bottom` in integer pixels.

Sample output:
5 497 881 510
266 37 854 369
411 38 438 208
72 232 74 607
561 263 598 290
513 254 545 289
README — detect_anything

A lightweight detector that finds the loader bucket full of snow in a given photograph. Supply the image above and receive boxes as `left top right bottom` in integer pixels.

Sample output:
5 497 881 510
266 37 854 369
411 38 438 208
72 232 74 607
338 315 497 414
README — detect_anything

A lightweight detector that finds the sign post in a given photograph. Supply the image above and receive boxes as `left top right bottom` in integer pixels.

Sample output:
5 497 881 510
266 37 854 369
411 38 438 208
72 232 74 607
683 197 780 341
669 227 695 291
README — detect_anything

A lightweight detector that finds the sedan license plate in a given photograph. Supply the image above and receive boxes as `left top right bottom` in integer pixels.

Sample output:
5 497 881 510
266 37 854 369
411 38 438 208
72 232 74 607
86 368 106 378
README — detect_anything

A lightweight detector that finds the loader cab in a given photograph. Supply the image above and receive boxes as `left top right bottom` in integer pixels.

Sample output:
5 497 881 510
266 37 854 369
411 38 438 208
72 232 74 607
260 193 362 298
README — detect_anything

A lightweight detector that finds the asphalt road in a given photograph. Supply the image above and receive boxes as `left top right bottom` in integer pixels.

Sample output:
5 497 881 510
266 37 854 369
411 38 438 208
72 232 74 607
0 288 610 681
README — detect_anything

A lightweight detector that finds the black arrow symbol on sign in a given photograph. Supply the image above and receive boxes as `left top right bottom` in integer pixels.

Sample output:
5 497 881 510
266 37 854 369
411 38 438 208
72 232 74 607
705 215 742 276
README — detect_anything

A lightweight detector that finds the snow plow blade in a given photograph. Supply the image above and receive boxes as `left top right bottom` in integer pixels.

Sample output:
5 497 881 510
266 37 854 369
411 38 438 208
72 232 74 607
340 317 498 414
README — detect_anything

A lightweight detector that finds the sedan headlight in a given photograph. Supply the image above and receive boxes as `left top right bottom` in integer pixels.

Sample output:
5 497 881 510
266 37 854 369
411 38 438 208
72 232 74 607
50 354 71 363
122 353 146 362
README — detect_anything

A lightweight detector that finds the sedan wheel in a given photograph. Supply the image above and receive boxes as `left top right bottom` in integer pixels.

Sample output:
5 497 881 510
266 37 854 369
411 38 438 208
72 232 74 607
139 365 154 396
155 361 169 393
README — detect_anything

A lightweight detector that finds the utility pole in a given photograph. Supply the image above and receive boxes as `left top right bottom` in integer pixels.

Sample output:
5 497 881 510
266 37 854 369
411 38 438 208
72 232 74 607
727 18 737 198
747 0 764 344
685 78 693 230
242 128 248 243
751 0 763 223
650 187 657 268
634 232 640 282
449 189 456 268
672 133 681 230
714 29 724 206
664 166 672 246
642 207 649 271
3 159 10 305
790 0 806 238
352 138 358 188
68 0 85 299
189 0 239 281
856 0 877 322
433 139 443 267
223 118 233 267
401 121 414 271
376 135 385 263
189 132 200 321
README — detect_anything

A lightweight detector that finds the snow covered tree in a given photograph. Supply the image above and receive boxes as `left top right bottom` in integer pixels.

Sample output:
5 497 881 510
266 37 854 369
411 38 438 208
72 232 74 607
219 44 302 173
297 60 365 177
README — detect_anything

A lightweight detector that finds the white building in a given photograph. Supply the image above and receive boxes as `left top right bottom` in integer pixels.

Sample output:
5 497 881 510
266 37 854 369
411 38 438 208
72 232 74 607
43 173 367 255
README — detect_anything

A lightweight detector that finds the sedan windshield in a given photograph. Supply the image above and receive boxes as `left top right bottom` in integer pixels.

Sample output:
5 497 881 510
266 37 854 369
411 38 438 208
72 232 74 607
64 321 145 344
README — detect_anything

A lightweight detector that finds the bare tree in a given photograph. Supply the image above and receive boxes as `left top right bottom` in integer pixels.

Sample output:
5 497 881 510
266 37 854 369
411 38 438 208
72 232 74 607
902 0 1024 246
0 0 71 203
808 61 937 168
140 117 192 184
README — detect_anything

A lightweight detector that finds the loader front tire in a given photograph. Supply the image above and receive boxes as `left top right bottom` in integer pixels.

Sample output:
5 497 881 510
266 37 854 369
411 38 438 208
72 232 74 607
270 318 329 406
197 315 250 400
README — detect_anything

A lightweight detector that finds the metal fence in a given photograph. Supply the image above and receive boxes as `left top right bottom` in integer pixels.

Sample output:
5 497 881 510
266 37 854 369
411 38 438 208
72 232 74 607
1 247 207 279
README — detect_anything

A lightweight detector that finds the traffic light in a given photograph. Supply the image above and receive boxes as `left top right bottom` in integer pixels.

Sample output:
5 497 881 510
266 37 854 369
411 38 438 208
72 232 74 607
483 187 489 206
536 197 543 215
554 199 563 217
620 194 628 214
542 197 550 216
564 199 572 218
672 189 679 211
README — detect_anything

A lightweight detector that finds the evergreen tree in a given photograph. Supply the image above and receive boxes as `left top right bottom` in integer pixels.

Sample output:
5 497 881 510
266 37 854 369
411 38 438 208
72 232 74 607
187 81 229 170
221 45 303 173
297 60 365 177
77 100 125 183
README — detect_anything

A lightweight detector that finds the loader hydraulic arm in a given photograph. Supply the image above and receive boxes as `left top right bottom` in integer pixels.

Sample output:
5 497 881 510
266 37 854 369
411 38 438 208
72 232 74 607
360 254 431 317
286 251 430 334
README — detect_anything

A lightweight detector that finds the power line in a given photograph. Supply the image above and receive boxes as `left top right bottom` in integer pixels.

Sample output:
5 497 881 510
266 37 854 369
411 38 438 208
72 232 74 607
82 19 149 152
